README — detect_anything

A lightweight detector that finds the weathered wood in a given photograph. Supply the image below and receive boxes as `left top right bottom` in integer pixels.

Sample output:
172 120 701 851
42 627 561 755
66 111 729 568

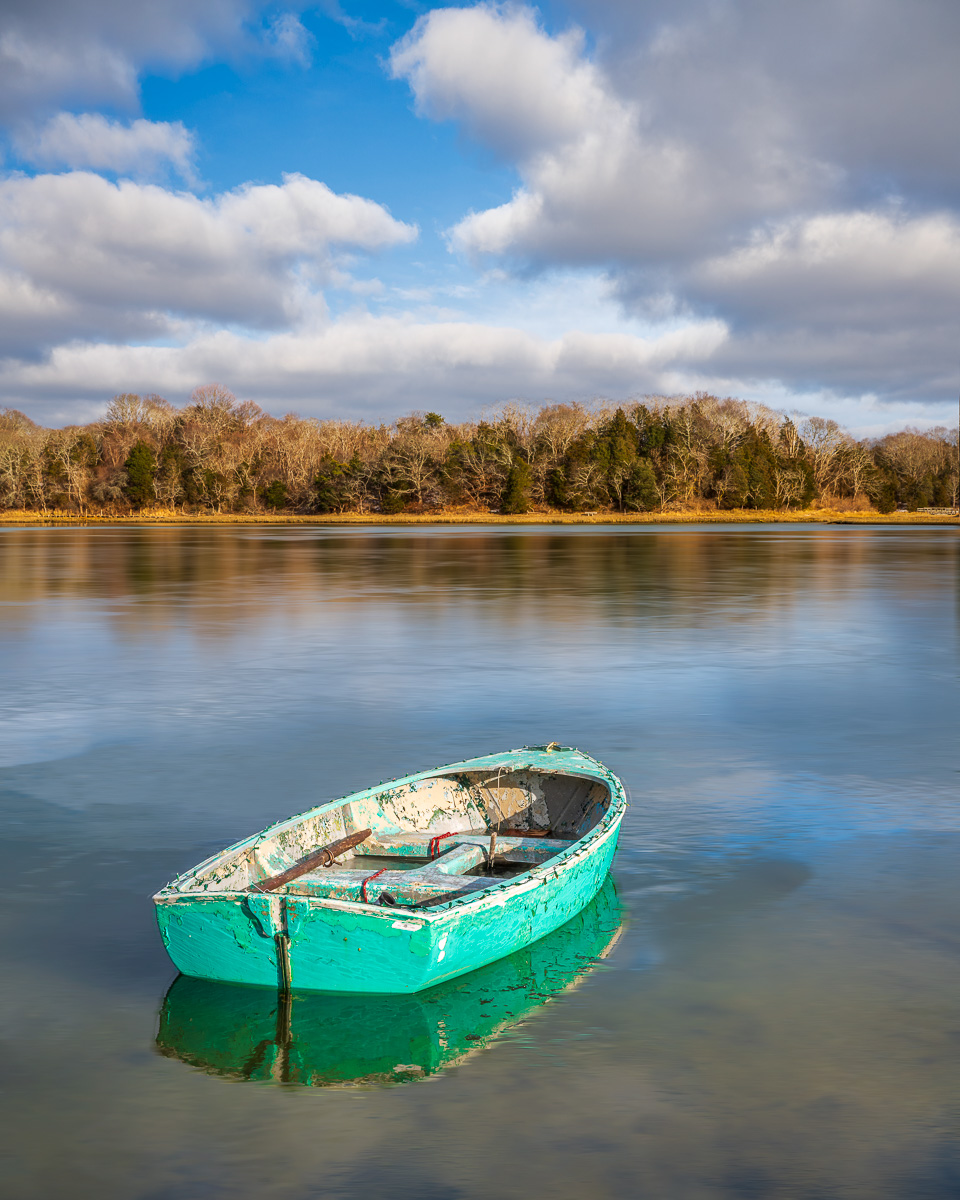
275 933 292 992
410 886 484 909
154 747 626 993
250 829 372 893
500 828 550 837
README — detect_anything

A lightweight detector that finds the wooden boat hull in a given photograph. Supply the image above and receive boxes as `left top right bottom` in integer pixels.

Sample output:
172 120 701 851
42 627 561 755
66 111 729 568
155 747 625 994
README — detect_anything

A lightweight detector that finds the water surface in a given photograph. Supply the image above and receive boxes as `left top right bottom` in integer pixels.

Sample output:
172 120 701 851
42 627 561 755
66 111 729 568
1 524 958 1199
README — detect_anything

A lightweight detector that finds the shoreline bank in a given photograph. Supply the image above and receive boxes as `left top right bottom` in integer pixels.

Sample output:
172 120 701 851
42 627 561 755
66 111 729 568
2 508 958 527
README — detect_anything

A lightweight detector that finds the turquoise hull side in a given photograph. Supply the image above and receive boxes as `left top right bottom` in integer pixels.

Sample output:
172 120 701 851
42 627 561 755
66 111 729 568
156 821 620 993
155 747 625 994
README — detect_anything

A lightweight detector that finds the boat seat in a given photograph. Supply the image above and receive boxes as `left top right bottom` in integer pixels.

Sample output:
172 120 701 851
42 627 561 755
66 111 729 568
281 863 494 906
278 833 569 906
355 830 485 857
357 831 571 863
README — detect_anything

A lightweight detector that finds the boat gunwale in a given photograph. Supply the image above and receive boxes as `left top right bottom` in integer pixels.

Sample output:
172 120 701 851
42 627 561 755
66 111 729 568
153 746 626 922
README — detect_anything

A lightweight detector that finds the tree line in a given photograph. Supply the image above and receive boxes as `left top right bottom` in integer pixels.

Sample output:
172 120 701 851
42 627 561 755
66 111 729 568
1 386 957 515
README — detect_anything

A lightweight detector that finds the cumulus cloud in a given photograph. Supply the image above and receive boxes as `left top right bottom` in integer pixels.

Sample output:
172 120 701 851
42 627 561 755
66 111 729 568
570 0 960 200
4 300 945 435
692 210 960 327
684 210 960 400
391 6 609 162
0 0 307 121
2 0 956 427
0 311 728 424
393 4 828 266
0 171 416 354
14 113 198 180
391 2 960 410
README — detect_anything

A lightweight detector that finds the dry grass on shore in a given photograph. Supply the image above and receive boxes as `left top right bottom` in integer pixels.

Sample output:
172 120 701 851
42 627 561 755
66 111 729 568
2 507 958 527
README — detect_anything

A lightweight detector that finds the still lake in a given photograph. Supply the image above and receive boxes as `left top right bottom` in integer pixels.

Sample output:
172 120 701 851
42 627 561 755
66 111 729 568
1 523 959 1200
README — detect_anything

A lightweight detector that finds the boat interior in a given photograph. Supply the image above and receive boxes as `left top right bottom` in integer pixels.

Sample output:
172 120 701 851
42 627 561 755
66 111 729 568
174 768 610 908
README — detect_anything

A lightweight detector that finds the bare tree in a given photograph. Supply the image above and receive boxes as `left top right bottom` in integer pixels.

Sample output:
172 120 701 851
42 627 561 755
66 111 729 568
801 416 848 495
774 466 808 509
876 428 946 503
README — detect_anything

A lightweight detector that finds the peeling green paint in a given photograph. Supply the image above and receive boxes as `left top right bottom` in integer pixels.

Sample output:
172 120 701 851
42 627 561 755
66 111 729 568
154 746 625 994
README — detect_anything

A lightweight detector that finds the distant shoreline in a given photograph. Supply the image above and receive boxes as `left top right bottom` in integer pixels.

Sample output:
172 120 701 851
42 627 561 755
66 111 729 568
2 508 958 527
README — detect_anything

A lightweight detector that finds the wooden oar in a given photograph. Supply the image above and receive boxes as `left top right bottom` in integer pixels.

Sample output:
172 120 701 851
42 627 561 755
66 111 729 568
249 829 372 893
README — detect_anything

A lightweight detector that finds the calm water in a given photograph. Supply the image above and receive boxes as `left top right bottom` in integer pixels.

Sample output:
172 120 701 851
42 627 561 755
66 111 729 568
1 524 959 1200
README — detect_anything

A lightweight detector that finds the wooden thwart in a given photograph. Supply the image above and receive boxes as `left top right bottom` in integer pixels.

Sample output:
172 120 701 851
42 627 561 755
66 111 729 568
250 829 372 893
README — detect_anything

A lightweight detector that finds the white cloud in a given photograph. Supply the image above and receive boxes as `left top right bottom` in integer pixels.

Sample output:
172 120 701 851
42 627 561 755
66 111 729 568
674 209 960 401
314 0 385 38
0 170 417 353
0 310 728 423
263 13 313 67
391 3 960 409
391 6 609 161
584 0 960 199
393 4 827 266
6 299 952 434
15 113 198 180
0 21 138 119
692 209 960 323
0 1 308 121
1 0 957 429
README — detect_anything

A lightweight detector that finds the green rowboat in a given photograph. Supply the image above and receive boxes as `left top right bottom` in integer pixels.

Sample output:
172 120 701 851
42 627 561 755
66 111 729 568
156 876 624 1086
154 745 626 993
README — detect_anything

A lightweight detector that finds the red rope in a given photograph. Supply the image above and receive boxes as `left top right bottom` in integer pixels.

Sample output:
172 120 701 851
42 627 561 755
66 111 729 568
360 868 388 903
428 831 459 858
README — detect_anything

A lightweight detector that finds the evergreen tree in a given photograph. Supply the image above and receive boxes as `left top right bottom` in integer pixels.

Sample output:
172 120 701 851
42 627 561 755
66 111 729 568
593 408 640 508
546 466 571 509
501 457 532 514
123 441 157 507
314 455 358 513
261 480 288 509
380 487 408 513
633 405 667 453
872 480 898 512
622 459 659 511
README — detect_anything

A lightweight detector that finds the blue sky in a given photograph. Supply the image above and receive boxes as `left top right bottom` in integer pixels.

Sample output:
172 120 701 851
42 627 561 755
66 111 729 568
141 5 516 218
0 0 958 432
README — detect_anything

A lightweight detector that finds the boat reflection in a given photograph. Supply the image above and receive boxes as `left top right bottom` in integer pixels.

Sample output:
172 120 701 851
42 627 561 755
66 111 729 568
156 876 624 1087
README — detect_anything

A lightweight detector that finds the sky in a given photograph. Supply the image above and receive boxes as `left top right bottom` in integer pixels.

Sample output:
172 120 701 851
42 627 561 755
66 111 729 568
0 0 958 433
